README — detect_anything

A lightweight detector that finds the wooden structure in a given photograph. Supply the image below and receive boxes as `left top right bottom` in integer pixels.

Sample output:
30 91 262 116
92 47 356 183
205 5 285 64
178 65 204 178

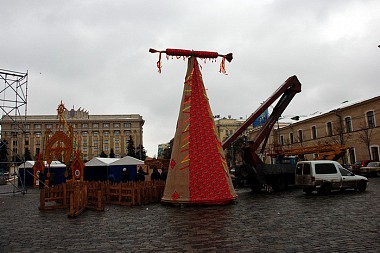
39 180 165 218
44 102 75 180
33 154 46 188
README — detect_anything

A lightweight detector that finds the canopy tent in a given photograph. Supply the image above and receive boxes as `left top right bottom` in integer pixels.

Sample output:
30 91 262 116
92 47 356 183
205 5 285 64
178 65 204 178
18 160 66 187
84 157 144 182
108 156 144 182
84 158 118 182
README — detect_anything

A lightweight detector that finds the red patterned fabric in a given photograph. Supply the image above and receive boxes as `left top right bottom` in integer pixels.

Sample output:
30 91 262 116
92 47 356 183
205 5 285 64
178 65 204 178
188 58 233 204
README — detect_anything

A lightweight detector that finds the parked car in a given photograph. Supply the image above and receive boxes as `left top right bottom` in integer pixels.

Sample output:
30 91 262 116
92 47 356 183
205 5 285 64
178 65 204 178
351 160 374 174
295 160 368 195
360 161 380 177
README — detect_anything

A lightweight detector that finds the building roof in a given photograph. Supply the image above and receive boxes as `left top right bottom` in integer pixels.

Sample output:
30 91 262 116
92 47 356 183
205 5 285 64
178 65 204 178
279 94 380 124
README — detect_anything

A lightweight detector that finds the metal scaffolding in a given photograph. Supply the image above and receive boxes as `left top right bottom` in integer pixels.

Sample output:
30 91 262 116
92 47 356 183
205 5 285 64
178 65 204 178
0 68 28 194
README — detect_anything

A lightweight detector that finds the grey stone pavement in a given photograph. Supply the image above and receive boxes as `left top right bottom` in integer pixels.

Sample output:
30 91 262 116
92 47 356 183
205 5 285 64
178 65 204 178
1 178 379 253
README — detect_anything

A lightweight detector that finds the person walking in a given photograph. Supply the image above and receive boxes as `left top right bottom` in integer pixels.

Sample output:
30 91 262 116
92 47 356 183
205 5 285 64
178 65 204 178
121 168 130 182
136 167 147 181
150 167 161 181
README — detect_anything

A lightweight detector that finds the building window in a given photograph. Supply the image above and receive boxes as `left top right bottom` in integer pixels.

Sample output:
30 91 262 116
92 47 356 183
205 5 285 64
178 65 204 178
83 146 88 152
311 126 317 140
34 124 41 129
36 148 40 154
367 111 375 128
94 140 98 145
93 146 98 151
349 148 356 164
104 131 109 137
124 123 131 128
36 132 41 138
104 146 109 152
46 124 52 129
83 131 88 137
345 117 352 133
25 140 29 146
93 131 98 136
104 140 109 144
25 132 30 137
93 123 99 128
280 135 284 145
298 130 303 142
326 122 333 137
115 147 120 152
289 133 294 144
115 139 120 144
125 130 130 135
370 146 379 161
36 140 41 145
114 131 120 136
25 124 30 129
13 140 17 146
103 123 109 128
82 123 88 128
114 123 120 128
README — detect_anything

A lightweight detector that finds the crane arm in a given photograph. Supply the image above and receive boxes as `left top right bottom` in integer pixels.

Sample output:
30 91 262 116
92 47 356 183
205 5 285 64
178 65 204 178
222 76 302 166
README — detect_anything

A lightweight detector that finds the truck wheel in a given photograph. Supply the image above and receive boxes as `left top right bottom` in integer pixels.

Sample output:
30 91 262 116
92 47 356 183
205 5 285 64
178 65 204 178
303 188 313 195
357 180 367 192
318 183 331 195
273 176 286 192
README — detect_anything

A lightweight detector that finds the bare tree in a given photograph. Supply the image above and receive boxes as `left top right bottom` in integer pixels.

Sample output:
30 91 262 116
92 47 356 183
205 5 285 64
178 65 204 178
357 124 374 159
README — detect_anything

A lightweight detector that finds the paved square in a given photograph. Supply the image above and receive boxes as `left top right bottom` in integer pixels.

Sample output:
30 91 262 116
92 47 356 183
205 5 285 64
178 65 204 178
1 178 379 252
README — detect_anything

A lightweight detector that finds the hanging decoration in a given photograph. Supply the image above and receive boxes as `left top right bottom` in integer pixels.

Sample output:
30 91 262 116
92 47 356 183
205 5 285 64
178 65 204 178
149 48 233 74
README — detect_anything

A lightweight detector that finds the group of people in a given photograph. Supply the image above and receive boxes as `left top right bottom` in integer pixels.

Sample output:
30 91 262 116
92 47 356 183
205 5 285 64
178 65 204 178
119 166 168 182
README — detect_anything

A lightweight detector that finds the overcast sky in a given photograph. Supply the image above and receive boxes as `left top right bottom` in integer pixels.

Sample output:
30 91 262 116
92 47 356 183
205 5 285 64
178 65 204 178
1 0 379 157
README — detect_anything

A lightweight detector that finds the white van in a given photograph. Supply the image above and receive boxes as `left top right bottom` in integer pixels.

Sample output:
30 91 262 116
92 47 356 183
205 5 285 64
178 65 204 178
295 160 368 194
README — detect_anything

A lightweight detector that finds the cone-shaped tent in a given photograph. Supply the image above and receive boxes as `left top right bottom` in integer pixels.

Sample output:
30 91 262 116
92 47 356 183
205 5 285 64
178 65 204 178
161 56 237 205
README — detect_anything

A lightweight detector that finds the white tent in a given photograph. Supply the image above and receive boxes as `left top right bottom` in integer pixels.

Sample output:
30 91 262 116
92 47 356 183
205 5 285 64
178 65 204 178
84 157 119 167
110 156 144 166
18 160 65 169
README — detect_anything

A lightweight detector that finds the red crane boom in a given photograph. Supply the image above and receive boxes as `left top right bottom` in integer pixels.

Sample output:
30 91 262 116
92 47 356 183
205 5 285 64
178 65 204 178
222 75 302 168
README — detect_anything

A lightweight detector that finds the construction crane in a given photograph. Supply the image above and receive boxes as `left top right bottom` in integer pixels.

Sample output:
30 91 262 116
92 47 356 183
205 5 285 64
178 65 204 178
222 75 302 192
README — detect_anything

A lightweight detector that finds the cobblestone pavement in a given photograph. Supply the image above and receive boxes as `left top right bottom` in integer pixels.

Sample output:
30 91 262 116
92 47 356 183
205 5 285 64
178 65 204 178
1 178 379 253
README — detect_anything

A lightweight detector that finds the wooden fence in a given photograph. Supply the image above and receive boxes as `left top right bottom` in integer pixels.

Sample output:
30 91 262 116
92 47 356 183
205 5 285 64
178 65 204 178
39 180 165 218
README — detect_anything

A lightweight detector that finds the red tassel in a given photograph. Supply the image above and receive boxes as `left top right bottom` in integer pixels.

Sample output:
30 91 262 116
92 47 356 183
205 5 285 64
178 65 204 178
157 52 162 73
219 57 228 75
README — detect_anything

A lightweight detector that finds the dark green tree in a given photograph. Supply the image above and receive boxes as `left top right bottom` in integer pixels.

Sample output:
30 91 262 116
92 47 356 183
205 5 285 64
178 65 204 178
127 135 136 158
136 144 147 161
24 147 33 161
12 154 23 166
0 139 9 172
109 148 115 158
100 150 108 158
